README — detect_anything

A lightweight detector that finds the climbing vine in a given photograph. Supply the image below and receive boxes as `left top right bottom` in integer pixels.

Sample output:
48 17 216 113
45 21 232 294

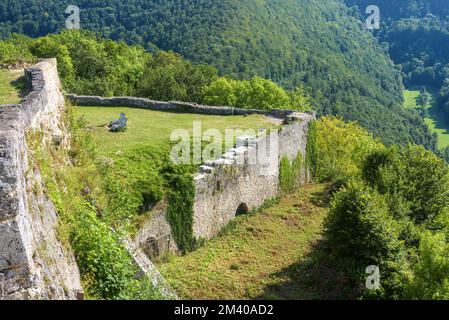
162 164 198 254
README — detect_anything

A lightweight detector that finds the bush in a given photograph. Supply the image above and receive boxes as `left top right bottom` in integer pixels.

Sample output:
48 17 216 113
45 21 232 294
316 116 384 181
362 145 449 225
279 154 303 194
162 164 197 254
325 180 410 297
70 205 136 299
405 232 449 300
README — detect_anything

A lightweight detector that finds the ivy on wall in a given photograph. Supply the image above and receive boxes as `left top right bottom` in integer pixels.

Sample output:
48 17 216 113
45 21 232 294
162 164 198 254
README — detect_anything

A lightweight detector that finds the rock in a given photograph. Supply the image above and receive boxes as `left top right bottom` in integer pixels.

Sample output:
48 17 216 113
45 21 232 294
108 112 127 132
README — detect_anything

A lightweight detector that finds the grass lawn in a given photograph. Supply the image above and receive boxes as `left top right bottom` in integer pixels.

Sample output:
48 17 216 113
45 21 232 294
75 106 280 153
0 69 29 104
404 89 449 150
403 90 420 109
157 184 340 300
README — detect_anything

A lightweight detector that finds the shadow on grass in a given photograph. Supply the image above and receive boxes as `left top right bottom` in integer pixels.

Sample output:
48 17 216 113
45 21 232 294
427 100 449 135
256 185 361 300
10 76 31 99
255 239 362 300
309 188 332 208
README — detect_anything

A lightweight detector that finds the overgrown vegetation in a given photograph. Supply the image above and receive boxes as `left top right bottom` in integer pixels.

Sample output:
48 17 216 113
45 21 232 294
163 165 198 254
279 154 303 194
315 117 384 181
305 120 318 180
315 116 449 299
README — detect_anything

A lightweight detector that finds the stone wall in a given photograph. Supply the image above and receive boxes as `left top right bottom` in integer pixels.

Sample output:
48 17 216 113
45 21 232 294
193 113 314 239
135 112 315 253
69 95 315 249
67 94 296 118
0 59 82 299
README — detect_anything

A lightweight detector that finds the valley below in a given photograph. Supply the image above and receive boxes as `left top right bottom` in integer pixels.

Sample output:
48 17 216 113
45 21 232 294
404 89 449 150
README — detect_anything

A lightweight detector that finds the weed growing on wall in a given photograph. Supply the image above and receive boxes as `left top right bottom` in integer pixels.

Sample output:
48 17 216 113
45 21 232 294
306 120 318 180
162 164 198 254
279 154 303 194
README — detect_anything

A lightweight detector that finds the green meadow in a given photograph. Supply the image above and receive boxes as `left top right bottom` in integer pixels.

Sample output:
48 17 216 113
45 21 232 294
404 90 449 150
75 106 280 153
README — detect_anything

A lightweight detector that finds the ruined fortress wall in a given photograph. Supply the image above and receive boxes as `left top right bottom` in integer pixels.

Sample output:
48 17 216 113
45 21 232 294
67 94 295 118
192 113 314 239
0 59 81 299
68 96 314 241
135 113 314 255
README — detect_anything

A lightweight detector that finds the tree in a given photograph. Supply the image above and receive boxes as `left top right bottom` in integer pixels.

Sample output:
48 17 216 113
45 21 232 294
315 116 384 181
362 145 449 225
416 88 431 108
324 179 409 298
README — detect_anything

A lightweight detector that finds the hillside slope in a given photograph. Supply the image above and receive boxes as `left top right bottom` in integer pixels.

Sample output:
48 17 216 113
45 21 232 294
158 184 353 300
0 0 436 147
345 0 449 156
345 0 449 88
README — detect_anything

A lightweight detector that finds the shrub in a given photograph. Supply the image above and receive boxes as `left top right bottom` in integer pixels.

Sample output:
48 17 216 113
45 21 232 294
30 37 74 79
405 232 449 300
202 76 312 110
362 145 449 226
0 34 34 64
162 164 197 254
316 117 384 181
325 180 409 297
70 204 136 299
305 120 317 179
279 154 303 194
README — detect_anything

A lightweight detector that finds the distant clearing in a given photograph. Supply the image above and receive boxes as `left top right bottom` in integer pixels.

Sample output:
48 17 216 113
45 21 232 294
404 90 449 150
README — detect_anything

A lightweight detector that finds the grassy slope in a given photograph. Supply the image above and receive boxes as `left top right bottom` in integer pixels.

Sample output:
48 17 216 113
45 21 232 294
0 69 28 104
404 90 449 150
158 184 336 300
75 106 279 153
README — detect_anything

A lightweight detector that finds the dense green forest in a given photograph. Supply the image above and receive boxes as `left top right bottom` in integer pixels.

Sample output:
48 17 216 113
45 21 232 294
346 0 449 158
0 31 312 111
345 0 449 89
0 0 437 149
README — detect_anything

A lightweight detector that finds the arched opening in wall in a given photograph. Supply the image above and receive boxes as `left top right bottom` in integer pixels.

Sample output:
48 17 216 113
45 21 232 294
236 203 250 216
